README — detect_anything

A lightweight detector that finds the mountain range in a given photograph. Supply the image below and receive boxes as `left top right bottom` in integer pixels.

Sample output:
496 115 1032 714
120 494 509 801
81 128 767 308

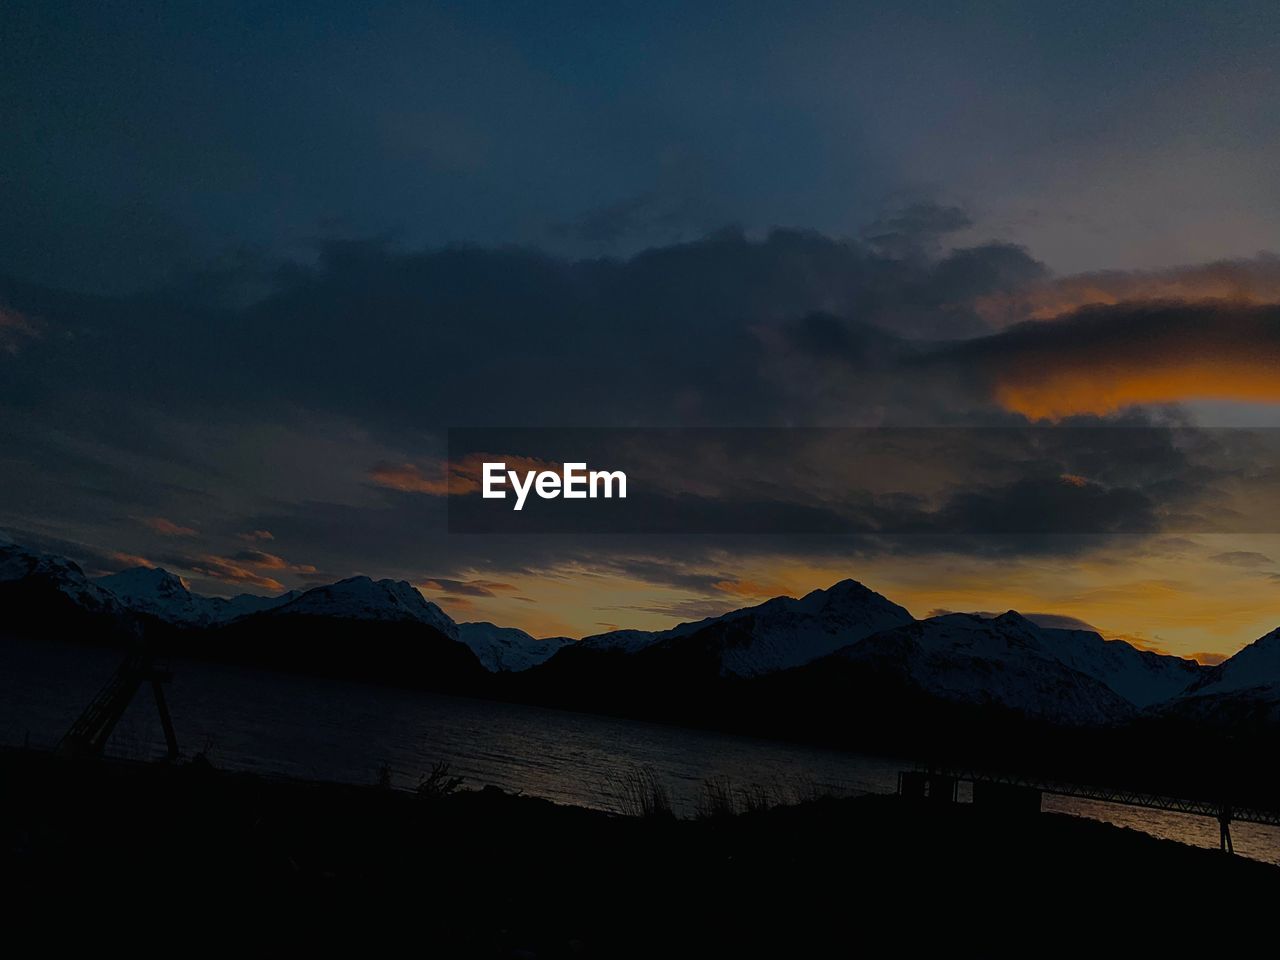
2 535 1278 734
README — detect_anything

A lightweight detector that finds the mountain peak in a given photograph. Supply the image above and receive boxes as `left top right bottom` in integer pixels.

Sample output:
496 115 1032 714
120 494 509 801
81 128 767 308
825 578 870 593
99 565 191 597
275 576 459 639
95 564 297 625
789 578 891 614
2 538 118 612
581 576 916 677
815 578 873 598
1182 624 1280 700
457 621 571 672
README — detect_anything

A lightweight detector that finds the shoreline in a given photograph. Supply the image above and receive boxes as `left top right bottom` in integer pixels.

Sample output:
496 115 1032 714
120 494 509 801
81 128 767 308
5 747 1277 950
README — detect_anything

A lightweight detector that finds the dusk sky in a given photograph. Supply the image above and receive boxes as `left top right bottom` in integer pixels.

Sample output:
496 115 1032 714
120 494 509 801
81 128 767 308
3 2 1280 660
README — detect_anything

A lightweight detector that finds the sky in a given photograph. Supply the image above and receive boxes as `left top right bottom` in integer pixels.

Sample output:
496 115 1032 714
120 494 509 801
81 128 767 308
2 2 1280 659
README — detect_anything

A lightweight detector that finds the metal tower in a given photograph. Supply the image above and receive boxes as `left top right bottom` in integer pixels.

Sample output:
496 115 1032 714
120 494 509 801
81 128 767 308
57 650 179 760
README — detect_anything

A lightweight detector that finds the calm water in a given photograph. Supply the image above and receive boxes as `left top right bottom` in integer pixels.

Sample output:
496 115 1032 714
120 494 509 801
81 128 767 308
3 635 1277 864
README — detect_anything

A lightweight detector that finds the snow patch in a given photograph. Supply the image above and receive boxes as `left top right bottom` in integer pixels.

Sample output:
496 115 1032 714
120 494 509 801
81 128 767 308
272 576 459 639
457 622 572 672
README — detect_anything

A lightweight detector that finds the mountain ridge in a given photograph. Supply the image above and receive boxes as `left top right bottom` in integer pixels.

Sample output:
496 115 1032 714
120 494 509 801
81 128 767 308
2 536 1275 728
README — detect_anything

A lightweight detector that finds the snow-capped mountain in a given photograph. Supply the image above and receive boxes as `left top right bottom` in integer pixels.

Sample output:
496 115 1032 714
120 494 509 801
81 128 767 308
830 612 1136 725
1025 625 1204 709
1182 627 1280 698
1160 627 1280 726
0 537 120 614
5 533 1276 729
457 622 572 672
578 579 915 677
96 566 299 626
267 576 460 639
579 629 662 654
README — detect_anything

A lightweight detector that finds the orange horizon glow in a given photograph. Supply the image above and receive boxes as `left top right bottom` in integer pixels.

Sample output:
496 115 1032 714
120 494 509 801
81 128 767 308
425 536 1280 662
994 357 1280 419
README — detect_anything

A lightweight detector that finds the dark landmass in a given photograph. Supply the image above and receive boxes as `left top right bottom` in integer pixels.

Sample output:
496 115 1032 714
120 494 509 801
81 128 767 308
197 612 491 691
4 568 1279 816
6 625 1280 818
4 749 1276 954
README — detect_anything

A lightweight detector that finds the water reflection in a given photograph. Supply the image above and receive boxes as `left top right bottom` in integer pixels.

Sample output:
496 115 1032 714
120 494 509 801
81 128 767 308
2 635 1276 864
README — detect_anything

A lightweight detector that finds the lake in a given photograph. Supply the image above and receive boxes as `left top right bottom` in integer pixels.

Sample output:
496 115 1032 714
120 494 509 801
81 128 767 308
3 634 1277 864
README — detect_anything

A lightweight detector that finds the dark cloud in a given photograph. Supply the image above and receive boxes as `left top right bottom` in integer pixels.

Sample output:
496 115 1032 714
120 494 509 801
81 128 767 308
861 201 973 257
0 228 1054 446
0 306 41 354
600 597 742 624
922 300 1280 419
924 476 1157 536
550 193 728 250
420 578 519 598
975 254 1280 327
3 225 1280 605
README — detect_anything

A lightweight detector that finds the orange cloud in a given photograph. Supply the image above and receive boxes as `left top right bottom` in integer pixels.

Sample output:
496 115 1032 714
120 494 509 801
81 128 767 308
232 549 316 574
369 461 449 494
110 552 154 569
967 302 1280 419
975 256 1280 327
136 516 198 537
238 529 275 542
369 453 560 496
177 555 284 591
996 359 1280 419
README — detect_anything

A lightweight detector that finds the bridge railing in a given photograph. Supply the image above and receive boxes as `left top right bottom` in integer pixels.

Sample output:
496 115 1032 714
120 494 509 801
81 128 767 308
918 765 1280 826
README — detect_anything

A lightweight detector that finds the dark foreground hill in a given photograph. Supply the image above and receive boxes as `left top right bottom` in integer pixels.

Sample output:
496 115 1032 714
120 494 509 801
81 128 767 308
4 748 1276 953
192 612 490 692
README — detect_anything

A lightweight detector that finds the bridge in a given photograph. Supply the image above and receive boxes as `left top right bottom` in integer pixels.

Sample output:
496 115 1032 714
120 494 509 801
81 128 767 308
898 766 1280 852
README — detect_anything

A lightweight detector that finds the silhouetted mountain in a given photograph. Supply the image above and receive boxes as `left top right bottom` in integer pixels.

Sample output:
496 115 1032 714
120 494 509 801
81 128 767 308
2 535 1275 740
201 577 486 690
